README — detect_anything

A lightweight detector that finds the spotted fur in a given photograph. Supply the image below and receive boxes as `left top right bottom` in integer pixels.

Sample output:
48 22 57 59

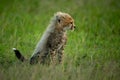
13 12 75 65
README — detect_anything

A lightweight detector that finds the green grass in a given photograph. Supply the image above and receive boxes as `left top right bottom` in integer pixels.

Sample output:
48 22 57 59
0 0 120 80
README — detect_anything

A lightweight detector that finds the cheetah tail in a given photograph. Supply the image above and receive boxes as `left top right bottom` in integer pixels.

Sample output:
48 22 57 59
12 48 26 62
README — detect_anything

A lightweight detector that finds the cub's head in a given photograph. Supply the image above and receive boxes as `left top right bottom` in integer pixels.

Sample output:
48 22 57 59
54 12 76 31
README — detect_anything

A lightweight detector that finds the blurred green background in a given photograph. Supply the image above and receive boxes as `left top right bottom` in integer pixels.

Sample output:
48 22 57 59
0 0 120 80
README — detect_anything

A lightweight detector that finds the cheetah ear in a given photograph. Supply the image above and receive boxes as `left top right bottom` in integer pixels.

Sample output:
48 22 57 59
56 15 61 23
58 18 61 23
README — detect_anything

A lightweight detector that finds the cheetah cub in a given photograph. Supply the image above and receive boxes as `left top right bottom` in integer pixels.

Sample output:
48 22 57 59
13 12 76 65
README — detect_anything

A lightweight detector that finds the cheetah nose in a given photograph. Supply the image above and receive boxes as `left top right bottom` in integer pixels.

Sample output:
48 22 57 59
74 26 76 29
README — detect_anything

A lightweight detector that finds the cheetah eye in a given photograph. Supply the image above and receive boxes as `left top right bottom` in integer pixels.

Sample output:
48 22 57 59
70 22 73 24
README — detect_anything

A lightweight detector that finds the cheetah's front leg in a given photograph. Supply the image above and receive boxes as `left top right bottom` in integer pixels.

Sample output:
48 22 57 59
57 46 64 64
50 50 58 64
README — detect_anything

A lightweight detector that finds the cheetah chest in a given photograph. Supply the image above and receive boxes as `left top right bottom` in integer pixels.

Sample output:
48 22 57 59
47 31 67 50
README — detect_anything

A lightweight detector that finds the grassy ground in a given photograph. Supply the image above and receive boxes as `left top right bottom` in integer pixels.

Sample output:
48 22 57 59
0 0 120 80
